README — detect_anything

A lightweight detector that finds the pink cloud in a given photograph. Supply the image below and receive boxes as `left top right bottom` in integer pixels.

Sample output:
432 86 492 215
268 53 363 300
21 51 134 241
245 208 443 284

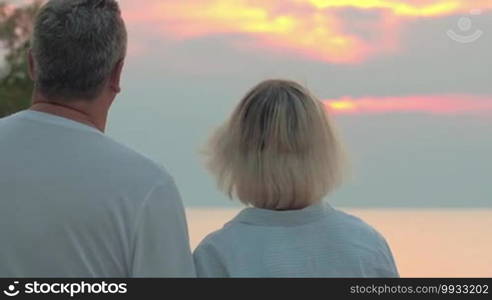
325 95 492 115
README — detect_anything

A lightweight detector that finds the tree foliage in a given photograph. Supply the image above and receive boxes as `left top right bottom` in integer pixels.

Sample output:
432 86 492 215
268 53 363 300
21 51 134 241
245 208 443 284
0 1 43 117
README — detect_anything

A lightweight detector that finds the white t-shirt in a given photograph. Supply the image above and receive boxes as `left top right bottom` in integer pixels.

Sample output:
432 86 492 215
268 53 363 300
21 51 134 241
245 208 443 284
0 110 195 277
194 202 399 277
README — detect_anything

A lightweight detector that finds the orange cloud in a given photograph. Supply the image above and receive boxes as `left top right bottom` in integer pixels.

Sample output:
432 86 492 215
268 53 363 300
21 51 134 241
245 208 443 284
325 95 492 115
123 0 492 63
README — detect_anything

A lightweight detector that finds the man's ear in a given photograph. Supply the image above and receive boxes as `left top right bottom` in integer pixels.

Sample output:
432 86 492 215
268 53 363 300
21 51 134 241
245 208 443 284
109 59 125 94
27 49 36 81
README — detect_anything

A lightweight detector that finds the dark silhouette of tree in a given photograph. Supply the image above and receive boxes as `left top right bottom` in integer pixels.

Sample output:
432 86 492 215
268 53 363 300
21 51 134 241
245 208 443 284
0 1 43 117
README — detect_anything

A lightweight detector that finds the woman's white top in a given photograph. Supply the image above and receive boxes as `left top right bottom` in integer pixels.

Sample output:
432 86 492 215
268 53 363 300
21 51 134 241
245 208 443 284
194 202 399 277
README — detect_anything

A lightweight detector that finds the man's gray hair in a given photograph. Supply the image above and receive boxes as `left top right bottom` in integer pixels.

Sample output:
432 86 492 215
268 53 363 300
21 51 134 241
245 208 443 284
31 0 127 100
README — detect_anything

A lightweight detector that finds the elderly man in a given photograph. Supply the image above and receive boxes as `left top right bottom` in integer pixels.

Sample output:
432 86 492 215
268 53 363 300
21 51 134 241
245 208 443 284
0 0 195 277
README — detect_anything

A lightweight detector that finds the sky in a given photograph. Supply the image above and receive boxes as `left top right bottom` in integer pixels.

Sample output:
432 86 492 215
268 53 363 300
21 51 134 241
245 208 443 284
5 0 492 207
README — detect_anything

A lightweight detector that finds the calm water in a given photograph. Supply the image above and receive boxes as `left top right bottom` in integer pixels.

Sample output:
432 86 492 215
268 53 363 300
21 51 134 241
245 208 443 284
186 208 492 277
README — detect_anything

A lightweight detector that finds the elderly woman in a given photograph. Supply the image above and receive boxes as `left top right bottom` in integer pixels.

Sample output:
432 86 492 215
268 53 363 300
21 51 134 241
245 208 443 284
194 79 399 278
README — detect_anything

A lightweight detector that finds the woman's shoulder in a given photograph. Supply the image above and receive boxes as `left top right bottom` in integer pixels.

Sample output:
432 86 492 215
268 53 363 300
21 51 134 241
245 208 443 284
329 208 389 244
193 218 241 254
328 208 399 276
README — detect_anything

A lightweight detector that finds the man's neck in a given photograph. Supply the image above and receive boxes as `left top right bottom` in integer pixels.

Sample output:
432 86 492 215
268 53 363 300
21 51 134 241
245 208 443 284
30 98 108 132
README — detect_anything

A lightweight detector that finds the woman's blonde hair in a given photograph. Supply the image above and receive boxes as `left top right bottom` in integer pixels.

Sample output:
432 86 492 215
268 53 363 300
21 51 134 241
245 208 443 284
204 79 346 210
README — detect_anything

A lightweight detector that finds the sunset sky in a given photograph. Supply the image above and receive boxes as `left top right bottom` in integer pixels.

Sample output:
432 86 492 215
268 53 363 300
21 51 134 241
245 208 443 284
5 0 492 207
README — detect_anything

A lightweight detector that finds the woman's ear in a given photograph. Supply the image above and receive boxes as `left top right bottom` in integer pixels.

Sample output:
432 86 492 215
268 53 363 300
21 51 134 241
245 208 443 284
110 59 125 94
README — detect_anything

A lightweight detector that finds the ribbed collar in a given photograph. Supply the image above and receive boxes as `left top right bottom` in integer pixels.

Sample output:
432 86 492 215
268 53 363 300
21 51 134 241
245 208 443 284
231 202 335 227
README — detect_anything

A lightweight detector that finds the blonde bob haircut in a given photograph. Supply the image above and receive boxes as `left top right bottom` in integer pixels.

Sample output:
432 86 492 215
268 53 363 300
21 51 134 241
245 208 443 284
204 79 346 210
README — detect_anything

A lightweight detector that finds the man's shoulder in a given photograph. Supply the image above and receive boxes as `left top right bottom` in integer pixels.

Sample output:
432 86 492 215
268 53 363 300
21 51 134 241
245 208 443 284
100 135 173 183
